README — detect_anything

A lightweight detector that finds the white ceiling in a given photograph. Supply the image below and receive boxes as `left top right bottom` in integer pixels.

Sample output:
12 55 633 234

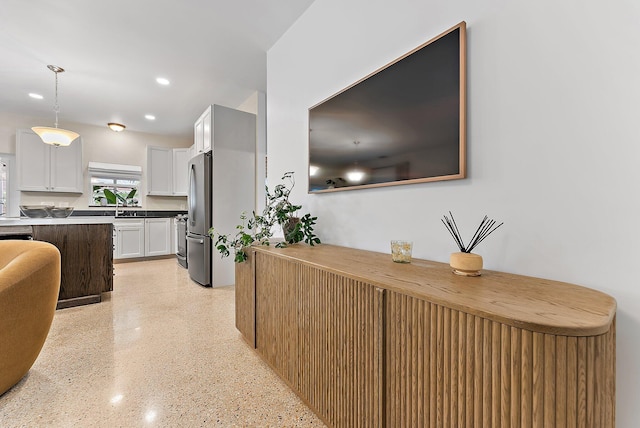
0 0 315 138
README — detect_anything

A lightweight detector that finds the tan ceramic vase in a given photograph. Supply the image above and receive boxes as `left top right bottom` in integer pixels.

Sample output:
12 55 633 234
450 252 483 277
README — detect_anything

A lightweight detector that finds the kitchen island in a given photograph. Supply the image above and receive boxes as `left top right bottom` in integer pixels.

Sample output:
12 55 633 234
0 217 113 309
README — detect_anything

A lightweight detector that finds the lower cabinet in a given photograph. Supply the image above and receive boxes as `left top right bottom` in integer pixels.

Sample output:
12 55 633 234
254 252 385 426
113 218 172 260
114 219 145 259
145 218 172 256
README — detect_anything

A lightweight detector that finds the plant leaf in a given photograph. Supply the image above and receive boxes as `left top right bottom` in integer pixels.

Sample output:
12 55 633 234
103 188 117 204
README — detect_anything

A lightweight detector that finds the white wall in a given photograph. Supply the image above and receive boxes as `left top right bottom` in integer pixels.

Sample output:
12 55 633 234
0 112 191 210
267 0 640 424
236 91 268 213
236 92 258 115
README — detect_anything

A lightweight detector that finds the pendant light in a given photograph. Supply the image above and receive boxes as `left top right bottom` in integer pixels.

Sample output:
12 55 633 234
32 65 79 147
346 141 366 183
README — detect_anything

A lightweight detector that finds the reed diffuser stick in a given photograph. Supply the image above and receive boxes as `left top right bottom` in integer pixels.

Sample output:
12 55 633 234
442 212 503 253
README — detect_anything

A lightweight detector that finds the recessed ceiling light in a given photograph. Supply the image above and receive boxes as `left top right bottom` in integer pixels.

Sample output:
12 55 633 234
156 77 170 86
145 114 156 120
29 93 43 100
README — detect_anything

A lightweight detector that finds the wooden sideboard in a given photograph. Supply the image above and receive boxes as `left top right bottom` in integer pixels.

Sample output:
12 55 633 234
236 244 616 428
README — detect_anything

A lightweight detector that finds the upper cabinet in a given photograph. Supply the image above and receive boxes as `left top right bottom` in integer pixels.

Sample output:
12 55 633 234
146 146 189 196
147 146 172 195
194 106 212 154
16 128 83 193
172 148 189 196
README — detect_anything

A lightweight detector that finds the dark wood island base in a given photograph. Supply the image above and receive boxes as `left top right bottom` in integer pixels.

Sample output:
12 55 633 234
33 223 113 309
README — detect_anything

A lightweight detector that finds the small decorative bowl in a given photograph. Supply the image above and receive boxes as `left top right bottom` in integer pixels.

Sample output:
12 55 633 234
20 205 53 218
46 207 74 218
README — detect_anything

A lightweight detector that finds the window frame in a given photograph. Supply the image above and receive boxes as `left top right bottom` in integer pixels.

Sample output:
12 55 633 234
87 162 142 208
89 171 142 208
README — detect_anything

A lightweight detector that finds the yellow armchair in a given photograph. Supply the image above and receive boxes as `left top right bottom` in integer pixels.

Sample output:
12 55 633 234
0 240 61 396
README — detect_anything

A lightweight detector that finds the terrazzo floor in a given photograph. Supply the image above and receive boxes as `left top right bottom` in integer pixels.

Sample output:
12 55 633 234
0 258 326 427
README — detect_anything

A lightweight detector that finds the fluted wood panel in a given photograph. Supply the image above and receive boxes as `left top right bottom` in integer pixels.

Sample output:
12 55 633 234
255 253 384 427
385 290 616 427
235 249 255 347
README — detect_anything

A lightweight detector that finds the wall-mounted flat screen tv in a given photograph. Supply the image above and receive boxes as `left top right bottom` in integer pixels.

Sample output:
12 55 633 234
308 21 466 193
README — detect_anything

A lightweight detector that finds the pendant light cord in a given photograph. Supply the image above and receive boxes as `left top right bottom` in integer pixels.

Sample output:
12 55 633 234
53 71 60 129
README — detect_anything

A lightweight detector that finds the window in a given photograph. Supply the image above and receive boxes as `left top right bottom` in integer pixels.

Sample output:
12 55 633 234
87 162 143 207
90 175 140 207
0 154 17 217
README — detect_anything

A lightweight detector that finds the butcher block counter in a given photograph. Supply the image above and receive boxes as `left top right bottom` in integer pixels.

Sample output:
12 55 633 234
0 217 113 309
236 244 617 427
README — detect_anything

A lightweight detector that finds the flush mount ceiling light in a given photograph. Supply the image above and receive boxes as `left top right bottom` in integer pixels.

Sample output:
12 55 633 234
31 65 79 147
346 169 365 183
29 93 43 100
107 122 126 132
156 77 170 86
144 114 156 120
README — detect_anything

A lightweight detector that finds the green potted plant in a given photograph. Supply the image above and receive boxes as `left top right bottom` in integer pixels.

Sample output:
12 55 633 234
209 171 320 263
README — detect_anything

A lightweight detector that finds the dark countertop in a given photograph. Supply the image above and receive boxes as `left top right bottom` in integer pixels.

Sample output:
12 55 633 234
1 210 187 225
71 210 187 218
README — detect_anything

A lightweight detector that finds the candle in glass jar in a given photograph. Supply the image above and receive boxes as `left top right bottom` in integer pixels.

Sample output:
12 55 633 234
390 240 413 263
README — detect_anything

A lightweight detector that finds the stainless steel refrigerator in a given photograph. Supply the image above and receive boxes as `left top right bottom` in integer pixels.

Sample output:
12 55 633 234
187 152 212 285
186 104 256 287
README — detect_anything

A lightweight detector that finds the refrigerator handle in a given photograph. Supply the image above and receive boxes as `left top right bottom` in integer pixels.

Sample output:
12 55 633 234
186 235 205 244
189 163 196 227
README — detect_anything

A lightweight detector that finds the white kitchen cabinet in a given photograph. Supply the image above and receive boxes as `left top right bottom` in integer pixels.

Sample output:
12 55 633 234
113 217 172 259
16 128 83 193
172 148 189 196
147 146 189 196
193 107 212 154
147 146 172 195
194 119 204 155
145 218 172 256
114 219 145 259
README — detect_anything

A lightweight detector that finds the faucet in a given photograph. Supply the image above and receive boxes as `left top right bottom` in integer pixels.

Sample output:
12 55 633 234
115 194 124 217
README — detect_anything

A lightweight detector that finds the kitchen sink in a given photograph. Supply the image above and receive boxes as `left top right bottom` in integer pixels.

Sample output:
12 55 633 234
115 211 141 217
